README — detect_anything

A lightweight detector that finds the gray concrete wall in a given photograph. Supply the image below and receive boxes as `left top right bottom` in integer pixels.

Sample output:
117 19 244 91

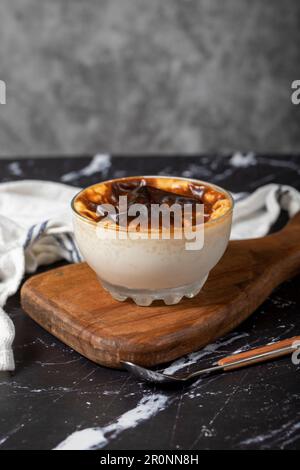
0 0 300 157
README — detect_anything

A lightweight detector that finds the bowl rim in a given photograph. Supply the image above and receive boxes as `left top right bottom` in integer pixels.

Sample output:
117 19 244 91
71 175 234 232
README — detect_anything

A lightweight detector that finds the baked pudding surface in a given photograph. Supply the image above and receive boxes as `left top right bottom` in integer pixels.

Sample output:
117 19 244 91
73 176 232 227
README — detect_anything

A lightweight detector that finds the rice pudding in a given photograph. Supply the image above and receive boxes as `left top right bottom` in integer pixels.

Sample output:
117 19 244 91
72 176 233 306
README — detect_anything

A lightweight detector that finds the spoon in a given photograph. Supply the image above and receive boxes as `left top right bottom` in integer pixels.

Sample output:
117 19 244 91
122 336 300 384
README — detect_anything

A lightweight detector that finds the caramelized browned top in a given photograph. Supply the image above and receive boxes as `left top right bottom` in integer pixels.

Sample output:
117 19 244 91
74 177 231 227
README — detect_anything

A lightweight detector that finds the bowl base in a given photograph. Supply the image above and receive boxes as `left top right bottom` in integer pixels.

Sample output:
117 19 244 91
100 275 209 306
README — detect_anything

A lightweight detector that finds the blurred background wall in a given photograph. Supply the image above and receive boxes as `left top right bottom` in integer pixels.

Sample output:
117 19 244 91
0 0 300 157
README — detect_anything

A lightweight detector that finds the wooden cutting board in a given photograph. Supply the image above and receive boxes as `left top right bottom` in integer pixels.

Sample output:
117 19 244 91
21 213 300 368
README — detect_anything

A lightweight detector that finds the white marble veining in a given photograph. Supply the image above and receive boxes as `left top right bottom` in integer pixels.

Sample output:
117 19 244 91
163 332 249 375
7 162 23 176
230 152 257 168
240 419 300 449
61 154 111 182
54 331 250 450
55 393 168 450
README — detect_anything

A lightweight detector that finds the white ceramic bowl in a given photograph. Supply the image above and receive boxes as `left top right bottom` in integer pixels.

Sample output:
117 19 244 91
72 176 233 306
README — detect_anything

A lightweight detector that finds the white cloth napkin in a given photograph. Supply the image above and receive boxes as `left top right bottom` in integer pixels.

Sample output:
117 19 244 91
0 181 80 371
0 181 299 371
231 184 300 239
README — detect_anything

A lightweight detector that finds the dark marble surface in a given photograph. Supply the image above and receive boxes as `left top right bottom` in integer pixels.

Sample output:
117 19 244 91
1 1 300 156
0 154 300 450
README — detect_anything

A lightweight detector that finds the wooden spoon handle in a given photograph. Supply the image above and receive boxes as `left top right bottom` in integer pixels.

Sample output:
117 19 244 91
218 336 300 371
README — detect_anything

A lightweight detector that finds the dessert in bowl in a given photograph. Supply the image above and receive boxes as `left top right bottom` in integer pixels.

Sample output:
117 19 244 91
72 176 233 306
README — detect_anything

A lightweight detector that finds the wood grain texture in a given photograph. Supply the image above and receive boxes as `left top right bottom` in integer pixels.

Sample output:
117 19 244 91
218 336 300 370
21 213 300 368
